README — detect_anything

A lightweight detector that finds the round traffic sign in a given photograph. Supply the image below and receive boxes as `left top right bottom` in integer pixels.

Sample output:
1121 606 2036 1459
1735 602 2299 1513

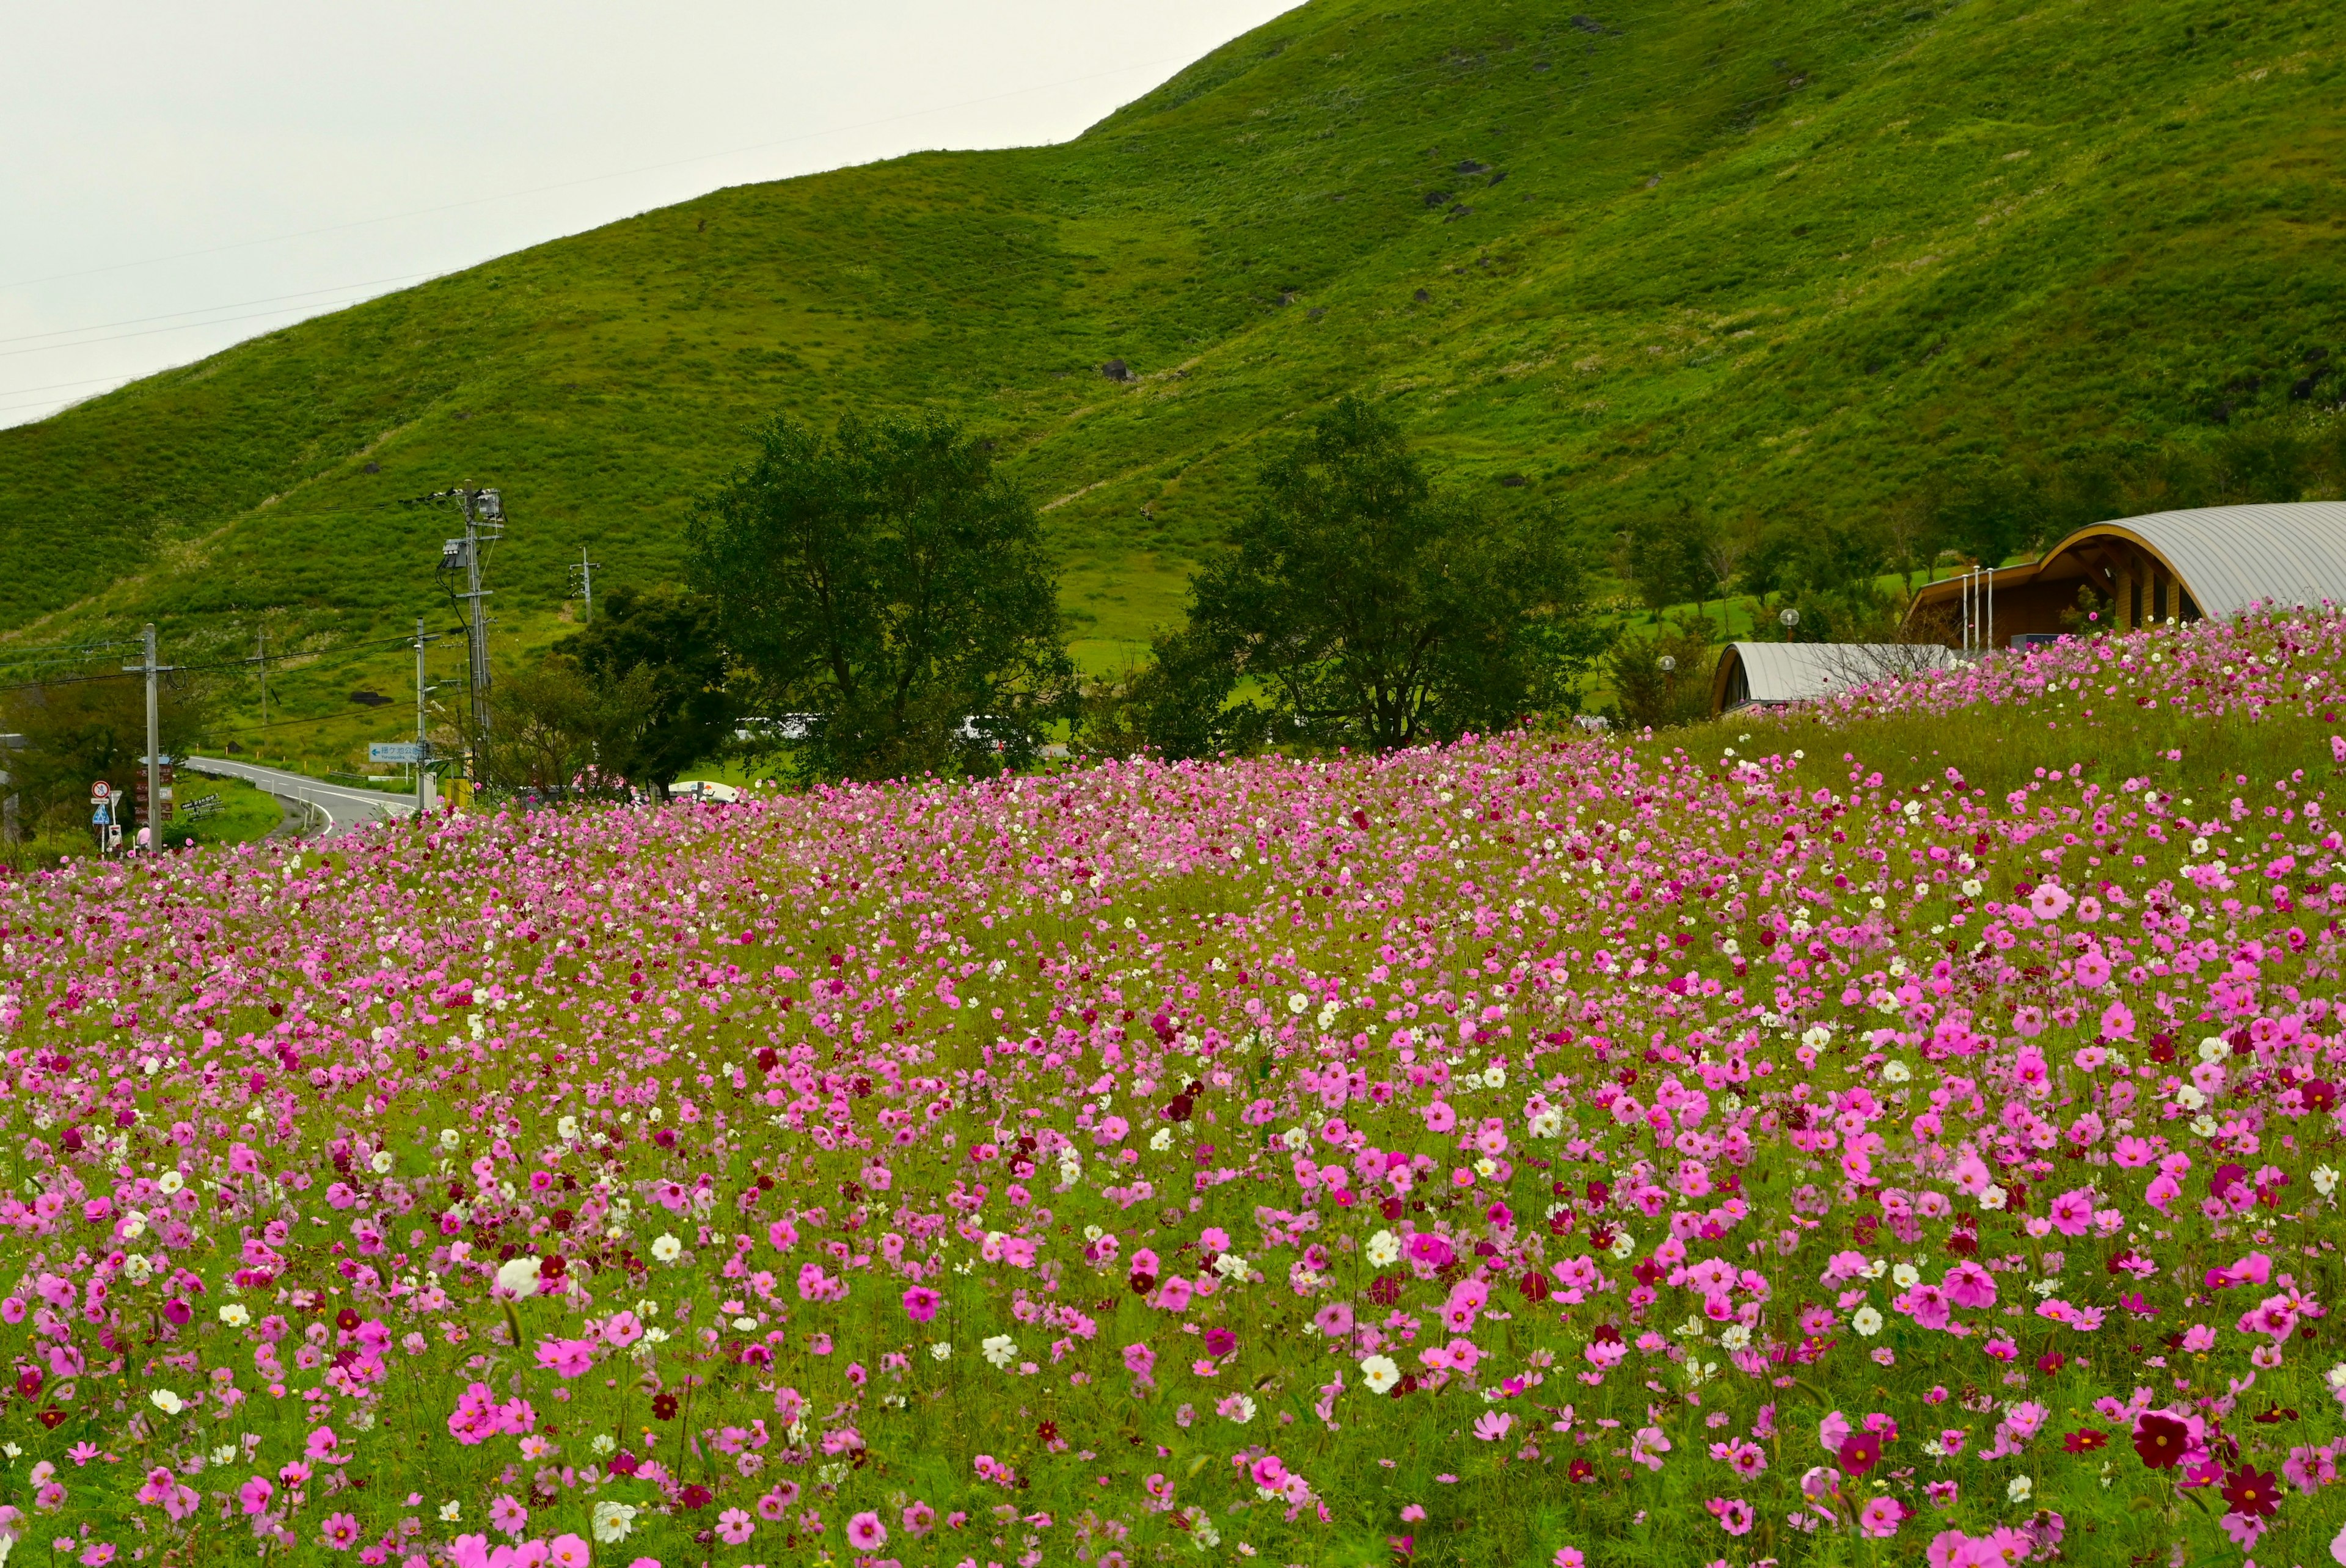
90 781 111 799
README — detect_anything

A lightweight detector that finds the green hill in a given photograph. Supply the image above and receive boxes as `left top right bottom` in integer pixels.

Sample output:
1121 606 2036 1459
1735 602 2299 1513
2 0 2341 766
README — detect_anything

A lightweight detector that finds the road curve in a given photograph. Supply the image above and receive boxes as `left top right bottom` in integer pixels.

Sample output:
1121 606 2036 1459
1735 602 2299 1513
183 757 418 841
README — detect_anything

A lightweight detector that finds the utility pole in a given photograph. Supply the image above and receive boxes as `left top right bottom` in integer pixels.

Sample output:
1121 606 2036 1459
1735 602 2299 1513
568 545 599 625
412 616 441 817
122 624 176 856
421 486 504 785
257 627 267 738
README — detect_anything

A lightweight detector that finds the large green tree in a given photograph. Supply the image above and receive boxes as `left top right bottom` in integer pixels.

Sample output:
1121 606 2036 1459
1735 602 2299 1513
1152 396 1598 755
687 414 1072 782
558 585 736 796
1 674 205 840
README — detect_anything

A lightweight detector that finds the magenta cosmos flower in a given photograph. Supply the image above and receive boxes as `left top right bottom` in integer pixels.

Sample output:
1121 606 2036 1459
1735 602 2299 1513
902 1285 941 1322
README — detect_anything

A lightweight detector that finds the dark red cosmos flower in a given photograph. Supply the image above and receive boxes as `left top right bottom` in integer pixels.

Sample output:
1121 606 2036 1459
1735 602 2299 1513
1519 1271 1552 1303
2133 1413 2188 1470
14 1369 40 1400
1203 1328 1237 1358
2036 1351 2065 1376
1036 1420 1059 1445
1838 1434 1882 1478
2062 1428 2108 1453
651 1393 679 1421
1128 1269 1156 1296
539 1254 568 1282
678 1483 712 1511
1367 1274 1405 1307
1567 1459 1596 1483
1589 1323 1624 1346
37 1408 66 1430
2220 1465 2280 1519
335 1308 360 1332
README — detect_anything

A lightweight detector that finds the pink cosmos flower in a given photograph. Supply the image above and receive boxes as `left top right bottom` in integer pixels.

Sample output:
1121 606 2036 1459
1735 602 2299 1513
486 1495 528 1539
846 1511 886 1550
533 1338 597 1378
715 1508 755 1545
902 1285 941 1322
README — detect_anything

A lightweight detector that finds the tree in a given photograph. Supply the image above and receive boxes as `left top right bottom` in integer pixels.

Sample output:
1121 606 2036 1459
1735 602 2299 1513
1604 619 1716 731
1620 501 1722 622
0 673 205 839
1155 396 1598 753
558 585 737 796
473 656 654 795
687 413 1073 782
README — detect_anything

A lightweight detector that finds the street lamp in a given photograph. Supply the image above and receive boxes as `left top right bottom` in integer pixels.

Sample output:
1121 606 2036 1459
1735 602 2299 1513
1779 608 1799 629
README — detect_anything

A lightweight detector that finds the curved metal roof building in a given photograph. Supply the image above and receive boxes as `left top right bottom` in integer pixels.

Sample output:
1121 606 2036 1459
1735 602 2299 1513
1905 501 2346 647
1711 641 1954 713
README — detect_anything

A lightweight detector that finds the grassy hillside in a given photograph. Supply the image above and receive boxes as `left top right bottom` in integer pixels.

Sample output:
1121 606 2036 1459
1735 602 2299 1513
2 0 2341 768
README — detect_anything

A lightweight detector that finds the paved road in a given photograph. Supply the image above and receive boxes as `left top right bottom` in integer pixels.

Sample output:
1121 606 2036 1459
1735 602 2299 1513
183 757 418 840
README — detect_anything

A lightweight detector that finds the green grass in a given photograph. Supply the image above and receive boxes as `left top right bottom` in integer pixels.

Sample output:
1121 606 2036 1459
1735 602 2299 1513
178 772 290 845
3 0 2344 775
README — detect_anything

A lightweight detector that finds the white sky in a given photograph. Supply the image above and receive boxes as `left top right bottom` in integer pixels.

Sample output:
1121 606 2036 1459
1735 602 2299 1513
0 1 1297 431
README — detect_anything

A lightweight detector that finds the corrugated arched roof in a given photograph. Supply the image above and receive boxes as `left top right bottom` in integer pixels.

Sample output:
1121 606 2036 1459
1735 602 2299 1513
1712 642 1953 712
2044 501 2346 619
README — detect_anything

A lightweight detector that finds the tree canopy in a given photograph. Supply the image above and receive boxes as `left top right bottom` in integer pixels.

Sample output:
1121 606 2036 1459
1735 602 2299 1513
557 585 736 795
687 413 1071 782
1148 396 1596 756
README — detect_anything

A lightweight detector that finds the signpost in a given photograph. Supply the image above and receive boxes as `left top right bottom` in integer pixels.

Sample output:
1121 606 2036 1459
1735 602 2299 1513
368 743 424 765
90 781 114 856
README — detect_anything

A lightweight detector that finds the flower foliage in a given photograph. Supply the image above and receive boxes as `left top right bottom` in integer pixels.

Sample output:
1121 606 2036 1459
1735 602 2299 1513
0 611 2344 1564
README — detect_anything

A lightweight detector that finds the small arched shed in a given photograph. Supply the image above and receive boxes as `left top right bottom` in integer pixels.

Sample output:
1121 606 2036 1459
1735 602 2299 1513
1712 641 1954 713
1904 501 2346 647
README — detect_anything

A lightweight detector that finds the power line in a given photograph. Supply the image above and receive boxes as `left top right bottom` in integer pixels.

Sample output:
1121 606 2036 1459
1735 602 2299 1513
0 57 1184 293
0 299 367 362
0 272 440 350
0 371 145 402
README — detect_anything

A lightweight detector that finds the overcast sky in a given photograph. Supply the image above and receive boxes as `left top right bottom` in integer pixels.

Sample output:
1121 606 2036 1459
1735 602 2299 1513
0 1 1296 431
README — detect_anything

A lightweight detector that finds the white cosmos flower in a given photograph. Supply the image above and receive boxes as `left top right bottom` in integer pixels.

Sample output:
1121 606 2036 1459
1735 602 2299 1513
148 1388 184 1415
1891 1264 1921 1290
217 1303 250 1327
981 1335 1018 1369
1365 1230 1401 1267
929 1341 952 1362
1851 1307 1884 1337
1360 1355 1400 1394
2007 1475 2034 1504
155 1170 184 1195
590 1500 637 1542
650 1234 683 1263
495 1256 543 1297
2312 1165 2339 1197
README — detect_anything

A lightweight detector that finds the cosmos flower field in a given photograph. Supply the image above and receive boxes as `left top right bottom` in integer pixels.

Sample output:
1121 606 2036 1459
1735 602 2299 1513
5 611 2346 1568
